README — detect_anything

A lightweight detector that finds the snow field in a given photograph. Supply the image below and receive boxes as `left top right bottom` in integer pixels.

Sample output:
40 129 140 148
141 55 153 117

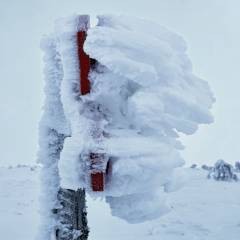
1 166 239 240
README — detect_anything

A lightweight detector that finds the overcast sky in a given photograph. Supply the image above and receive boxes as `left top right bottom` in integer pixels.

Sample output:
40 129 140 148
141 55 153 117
0 0 240 166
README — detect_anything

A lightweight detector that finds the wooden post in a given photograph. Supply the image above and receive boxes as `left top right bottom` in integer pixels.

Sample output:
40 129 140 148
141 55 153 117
56 188 89 240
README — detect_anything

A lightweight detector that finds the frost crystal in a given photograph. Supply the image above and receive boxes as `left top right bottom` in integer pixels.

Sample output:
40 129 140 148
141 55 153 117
38 14 214 228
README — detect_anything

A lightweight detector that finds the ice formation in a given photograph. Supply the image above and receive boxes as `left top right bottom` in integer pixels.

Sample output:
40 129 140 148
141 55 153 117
38 14 214 227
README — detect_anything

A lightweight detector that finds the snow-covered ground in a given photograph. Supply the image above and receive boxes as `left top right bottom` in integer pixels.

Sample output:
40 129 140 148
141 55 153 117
0 166 240 240
0 166 40 240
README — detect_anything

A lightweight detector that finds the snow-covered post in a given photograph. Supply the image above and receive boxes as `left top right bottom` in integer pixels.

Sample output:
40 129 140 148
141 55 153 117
38 14 215 238
38 15 113 240
38 15 98 240
55 15 97 240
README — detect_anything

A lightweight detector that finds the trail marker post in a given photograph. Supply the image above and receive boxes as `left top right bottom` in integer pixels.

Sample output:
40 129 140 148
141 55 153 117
56 15 110 240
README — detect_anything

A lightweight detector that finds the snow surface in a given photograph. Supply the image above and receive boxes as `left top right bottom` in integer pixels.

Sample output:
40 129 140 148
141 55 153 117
1 166 240 240
39 14 214 225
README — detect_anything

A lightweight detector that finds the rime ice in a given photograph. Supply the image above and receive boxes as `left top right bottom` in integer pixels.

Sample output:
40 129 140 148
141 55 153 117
38 14 214 227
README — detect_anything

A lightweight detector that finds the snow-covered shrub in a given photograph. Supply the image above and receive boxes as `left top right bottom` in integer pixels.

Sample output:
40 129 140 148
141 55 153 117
38 14 214 227
235 161 240 172
208 160 238 181
190 164 198 169
202 164 213 171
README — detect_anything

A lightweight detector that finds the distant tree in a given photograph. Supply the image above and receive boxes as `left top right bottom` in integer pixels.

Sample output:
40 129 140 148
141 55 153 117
208 159 238 181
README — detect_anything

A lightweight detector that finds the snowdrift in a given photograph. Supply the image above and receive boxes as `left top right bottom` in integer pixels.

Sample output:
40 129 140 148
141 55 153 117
38 14 214 226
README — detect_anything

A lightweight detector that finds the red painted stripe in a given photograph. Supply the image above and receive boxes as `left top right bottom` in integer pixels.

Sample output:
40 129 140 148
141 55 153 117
77 31 91 95
91 172 104 192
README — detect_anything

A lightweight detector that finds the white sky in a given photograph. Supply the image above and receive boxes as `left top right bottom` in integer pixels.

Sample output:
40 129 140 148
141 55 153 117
0 0 240 166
